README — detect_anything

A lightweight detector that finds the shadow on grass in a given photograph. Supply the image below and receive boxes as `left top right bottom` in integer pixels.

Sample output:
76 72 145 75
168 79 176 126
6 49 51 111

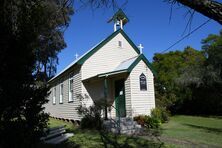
39 120 164 148
99 130 164 148
183 123 222 134
37 141 80 148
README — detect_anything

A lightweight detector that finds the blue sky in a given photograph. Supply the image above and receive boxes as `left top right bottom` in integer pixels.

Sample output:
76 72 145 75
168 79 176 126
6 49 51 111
56 0 221 73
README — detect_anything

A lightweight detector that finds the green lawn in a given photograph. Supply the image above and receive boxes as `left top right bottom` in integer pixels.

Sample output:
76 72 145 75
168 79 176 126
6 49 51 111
39 116 222 147
38 118 163 148
161 115 222 147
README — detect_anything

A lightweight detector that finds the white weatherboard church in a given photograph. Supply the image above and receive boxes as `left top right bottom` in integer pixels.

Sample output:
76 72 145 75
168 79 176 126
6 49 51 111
45 10 156 121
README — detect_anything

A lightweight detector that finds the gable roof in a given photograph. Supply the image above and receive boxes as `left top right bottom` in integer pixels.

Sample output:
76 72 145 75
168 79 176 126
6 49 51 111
77 29 140 65
49 29 155 82
97 54 156 78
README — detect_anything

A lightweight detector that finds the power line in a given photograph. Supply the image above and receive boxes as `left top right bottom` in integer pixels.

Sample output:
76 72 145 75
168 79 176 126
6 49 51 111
160 19 211 54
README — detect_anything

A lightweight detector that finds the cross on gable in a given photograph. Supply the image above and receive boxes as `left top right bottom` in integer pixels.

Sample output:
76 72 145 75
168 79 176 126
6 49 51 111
75 53 79 60
138 44 144 54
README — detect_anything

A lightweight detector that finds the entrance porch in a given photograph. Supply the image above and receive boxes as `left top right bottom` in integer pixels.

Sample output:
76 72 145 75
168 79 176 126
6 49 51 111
82 71 132 119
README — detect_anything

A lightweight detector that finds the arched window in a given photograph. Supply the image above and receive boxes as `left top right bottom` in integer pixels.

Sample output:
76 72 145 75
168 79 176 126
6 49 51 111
140 73 147 91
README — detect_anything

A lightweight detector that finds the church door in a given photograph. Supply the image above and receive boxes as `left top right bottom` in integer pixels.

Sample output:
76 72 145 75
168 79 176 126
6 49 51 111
115 79 126 117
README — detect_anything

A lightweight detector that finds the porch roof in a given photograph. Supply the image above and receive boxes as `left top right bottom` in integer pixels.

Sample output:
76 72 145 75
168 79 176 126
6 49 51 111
82 54 156 82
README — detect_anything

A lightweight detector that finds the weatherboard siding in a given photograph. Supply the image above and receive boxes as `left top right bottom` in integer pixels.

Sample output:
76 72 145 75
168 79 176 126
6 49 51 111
44 67 81 120
81 33 138 117
81 33 138 80
130 60 155 116
125 75 132 117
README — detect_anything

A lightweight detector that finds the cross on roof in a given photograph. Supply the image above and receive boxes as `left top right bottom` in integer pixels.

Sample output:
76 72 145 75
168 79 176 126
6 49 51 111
75 53 79 60
138 44 144 54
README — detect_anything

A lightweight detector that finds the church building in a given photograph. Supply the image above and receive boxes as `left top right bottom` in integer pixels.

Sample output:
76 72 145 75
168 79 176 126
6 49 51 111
44 10 156 121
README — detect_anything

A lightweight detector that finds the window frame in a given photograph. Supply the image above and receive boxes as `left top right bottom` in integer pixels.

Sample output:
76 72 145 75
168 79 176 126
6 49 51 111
139 73 147 91
68 76 74 102
53 87 56 104
59 83 63 104
118 41 122 48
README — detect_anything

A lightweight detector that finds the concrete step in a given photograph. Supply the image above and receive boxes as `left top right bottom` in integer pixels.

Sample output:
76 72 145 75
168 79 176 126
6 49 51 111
48 125 65 132
104 118 142 135
110 127 142 135
44 133 74 144
41 128 66 141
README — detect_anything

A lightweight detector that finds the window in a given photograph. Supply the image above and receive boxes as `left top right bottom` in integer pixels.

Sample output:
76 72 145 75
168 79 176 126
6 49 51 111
140 73 147 91
59 83 63 103
53 87 56 104
69 78 74 102
118 41 122 48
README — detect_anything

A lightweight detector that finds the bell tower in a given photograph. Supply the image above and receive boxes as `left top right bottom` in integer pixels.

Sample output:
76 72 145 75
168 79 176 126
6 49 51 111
108 9 129 32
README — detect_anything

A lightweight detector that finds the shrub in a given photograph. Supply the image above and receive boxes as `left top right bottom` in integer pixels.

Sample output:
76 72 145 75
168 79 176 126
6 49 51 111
145 116 161 129
134 115 161 129
80 114 102 129
133 115 146 126
133 108 170 129
78 105 103 130
151 108 170 123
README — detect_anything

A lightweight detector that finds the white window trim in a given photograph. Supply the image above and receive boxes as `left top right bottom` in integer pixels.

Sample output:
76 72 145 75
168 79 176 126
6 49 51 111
59 83 63 104
68 77 74 102
53 87 56 104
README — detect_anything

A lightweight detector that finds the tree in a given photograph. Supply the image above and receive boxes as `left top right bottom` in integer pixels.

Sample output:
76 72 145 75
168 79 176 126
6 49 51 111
152 47 205 111
167 0 222 25
0 0 73 147
155 30 222 115
176 30 222 115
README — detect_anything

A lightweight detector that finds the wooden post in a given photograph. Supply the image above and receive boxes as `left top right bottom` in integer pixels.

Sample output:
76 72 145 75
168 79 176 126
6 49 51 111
104 77 108 120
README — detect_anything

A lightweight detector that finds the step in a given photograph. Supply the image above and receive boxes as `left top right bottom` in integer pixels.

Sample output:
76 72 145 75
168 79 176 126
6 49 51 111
41 128 66 141
48 125 66 132
49 127 66 135
44 133 74 144
110 127 142 135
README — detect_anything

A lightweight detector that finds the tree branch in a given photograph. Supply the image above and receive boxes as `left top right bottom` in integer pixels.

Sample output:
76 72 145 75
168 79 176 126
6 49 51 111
176 0 222 25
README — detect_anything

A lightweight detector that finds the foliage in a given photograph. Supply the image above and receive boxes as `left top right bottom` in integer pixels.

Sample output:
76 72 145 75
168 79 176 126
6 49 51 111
133 115 146 126
79 105 103 130
152 46 205 111
175 31 222 115
151 108 170 123
77 94 103 130
0 0 73 147
134 107 170 129
146 116 162 129
153 30 222 116
134 115 161 129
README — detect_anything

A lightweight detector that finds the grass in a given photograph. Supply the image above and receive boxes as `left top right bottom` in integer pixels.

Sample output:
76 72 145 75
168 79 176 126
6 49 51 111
39 115 222 147
38 118 164 148
161 115 222 147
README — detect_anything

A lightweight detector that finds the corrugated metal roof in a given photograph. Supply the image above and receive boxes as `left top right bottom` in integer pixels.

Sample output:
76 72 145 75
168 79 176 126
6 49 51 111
114 56 138 71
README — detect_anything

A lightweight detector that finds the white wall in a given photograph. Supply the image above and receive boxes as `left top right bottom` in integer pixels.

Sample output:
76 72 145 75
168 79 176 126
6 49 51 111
130 60 155 116
44 67 82 120
81 32 139 109
81 33 138 80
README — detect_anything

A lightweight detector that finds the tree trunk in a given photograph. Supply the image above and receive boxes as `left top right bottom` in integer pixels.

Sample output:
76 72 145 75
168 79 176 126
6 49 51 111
177 0 222 25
